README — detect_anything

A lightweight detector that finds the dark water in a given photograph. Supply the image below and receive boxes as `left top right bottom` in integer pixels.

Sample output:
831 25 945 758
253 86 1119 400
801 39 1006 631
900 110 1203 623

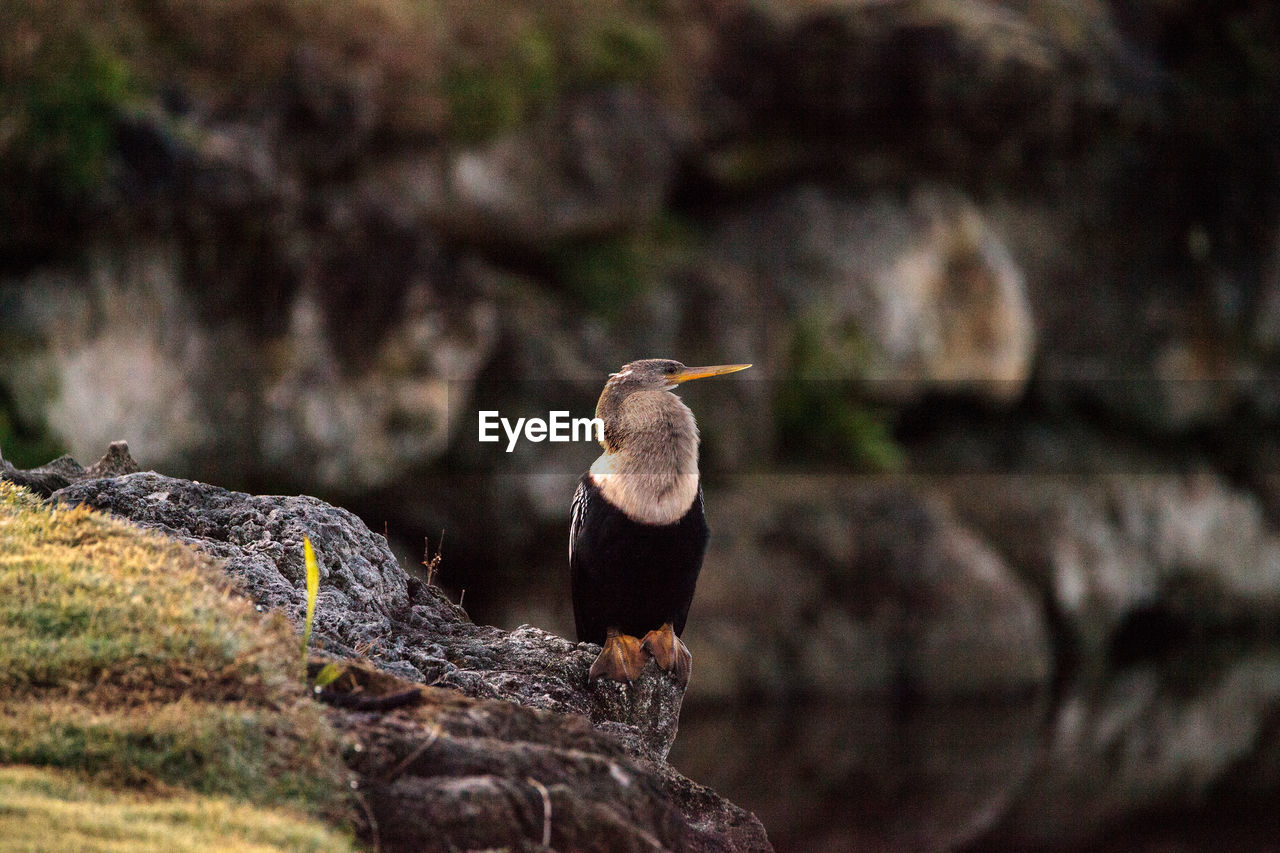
669 692 1280 853
669 695 1048 853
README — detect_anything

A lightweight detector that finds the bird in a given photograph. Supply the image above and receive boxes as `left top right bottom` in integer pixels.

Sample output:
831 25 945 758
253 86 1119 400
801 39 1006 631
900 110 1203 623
570 358 751 687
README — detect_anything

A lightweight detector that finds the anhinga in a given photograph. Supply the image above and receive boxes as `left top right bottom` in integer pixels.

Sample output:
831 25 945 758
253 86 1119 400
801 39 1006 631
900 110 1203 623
570 359 751 687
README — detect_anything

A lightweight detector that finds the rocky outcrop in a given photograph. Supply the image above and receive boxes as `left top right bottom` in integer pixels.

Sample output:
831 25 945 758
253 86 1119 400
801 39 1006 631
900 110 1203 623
15 445 771 851
0 240 496 491
703 187 1036 404
945 471 1280 847
692 475 1053 701
950 471 1280 665
340 670 768 853
46 451 676 765
426 88 683 248
0 439 140 495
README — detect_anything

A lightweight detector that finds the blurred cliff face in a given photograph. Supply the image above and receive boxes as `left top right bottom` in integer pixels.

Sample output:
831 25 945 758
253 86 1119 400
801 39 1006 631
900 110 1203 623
5 1 1280 849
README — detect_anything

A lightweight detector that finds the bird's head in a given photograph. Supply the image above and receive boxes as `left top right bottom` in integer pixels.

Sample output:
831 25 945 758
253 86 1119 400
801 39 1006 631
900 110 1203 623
603 359 752 396
595 359 751 454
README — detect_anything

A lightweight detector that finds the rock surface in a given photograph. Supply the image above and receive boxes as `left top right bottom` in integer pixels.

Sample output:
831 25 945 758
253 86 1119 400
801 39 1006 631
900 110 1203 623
944 470 1280 846
705 187 1037 403
11 445 772 852
692 475 1053 701
0 439 140 495
950 472 1280 665
340 673 769 853
430 88 682 247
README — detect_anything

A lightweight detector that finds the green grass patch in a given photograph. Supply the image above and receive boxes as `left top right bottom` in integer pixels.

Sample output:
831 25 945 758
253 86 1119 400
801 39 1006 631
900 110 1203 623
0 765 355 853
0 481 354 835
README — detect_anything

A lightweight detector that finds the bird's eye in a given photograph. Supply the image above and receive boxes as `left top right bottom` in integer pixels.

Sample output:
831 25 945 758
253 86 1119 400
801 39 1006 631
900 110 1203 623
664 365 677 374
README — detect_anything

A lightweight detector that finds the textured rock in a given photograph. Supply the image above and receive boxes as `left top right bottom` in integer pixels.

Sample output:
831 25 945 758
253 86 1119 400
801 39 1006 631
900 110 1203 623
256 283 497 490
51 465 688 764
357 89 681 251
707 187 1036 403
0 440 140 496
692 475 1053 701
1 239 496 491
950 471 1280 662
434 89 681 248
708 0 1156 173
943 470 1280 846
338 669 770 853
1 243 219 469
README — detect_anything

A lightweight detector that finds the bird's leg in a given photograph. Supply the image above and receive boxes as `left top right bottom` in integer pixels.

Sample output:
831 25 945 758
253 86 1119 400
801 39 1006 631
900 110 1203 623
589 628 648 684
641 622 691 688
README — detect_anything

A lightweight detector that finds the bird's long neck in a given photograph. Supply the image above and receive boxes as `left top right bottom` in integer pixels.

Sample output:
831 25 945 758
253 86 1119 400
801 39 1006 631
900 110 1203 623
590 389 700 525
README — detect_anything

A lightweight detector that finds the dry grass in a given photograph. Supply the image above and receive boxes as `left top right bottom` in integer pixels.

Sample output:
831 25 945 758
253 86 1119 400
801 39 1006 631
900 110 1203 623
0 481 355 838
0 765 355 853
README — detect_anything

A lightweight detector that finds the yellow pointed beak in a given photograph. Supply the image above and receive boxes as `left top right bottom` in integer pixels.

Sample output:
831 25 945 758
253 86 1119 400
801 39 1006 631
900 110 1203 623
671 363 752 384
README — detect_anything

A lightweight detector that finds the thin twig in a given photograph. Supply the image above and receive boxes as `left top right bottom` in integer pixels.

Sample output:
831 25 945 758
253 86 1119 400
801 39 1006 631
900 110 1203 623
527 777 552 848
422 531 444 587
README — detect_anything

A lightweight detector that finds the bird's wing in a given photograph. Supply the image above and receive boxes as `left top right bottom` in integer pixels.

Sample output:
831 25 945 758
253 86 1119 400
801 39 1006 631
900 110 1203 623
569 478 588 568
569 477 590 641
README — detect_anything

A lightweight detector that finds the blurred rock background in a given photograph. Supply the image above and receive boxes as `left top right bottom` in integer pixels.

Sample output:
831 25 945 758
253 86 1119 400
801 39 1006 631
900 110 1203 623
5 1 1280 849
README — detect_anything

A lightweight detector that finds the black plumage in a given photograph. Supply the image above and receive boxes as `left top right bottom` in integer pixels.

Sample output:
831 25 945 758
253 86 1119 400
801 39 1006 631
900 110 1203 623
570 474 709 645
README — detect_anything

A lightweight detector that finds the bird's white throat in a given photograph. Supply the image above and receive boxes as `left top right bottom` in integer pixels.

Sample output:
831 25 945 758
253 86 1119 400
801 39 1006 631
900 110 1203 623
589 390 700 526
590 452 699 526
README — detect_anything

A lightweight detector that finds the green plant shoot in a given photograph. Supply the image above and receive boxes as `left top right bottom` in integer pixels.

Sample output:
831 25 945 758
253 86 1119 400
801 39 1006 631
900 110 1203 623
302 536 319 657
313 663 343 689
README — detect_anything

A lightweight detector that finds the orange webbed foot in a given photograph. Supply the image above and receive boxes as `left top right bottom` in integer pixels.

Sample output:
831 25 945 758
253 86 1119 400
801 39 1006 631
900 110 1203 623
589 629 648 684
641 622 691 688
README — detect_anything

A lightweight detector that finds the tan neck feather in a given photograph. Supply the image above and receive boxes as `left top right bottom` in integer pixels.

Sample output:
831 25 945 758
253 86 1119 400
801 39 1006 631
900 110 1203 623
590 390 699 525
